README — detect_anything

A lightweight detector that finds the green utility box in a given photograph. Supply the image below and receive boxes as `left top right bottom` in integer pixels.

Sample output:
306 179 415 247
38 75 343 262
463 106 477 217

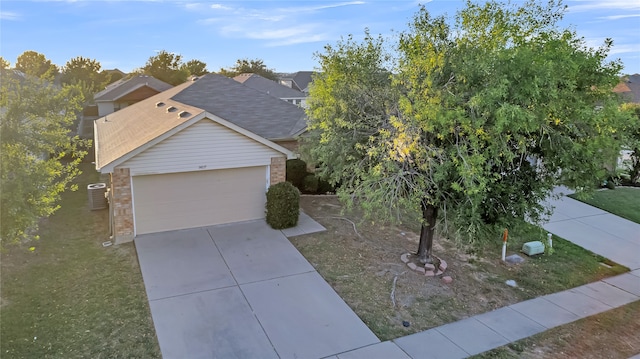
522 241 545 256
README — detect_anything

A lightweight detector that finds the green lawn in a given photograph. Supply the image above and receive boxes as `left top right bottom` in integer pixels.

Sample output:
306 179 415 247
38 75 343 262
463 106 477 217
0 164 161 358
569 187 640 224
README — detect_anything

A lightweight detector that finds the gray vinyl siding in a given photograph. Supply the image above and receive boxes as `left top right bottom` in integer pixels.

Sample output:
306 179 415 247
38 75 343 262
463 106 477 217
120 119 281 176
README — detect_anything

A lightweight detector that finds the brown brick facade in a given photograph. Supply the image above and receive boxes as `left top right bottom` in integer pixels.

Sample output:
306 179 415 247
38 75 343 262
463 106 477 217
270 156 286 185
274 140 299 152
111 167 134 243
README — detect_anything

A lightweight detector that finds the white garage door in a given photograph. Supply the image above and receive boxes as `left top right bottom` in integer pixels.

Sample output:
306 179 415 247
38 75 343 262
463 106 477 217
132 166 267 235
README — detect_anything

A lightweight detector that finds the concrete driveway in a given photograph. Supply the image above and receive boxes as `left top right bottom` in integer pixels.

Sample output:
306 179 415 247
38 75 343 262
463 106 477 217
135 216 380 359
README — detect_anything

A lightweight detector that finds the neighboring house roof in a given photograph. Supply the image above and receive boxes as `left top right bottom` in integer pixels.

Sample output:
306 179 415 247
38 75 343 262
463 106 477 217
172 74 307 139
94 75 173 102
278 71 315 92
233 73 306 100
104 68 126 77
614 73 640 103
94 74 306 171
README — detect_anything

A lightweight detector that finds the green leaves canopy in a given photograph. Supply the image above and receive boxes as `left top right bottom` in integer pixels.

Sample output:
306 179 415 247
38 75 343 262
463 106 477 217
15 51 59 81
305 0 630 244
61 56 108 103
1 72 89 244
219 58 279 81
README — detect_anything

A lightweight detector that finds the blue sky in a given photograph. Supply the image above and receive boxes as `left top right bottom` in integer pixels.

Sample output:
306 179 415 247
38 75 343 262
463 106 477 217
1 1 639 75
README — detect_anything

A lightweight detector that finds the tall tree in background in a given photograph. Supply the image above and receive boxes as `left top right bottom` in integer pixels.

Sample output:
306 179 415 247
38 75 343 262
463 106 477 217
305 0 630 263
61 56 106 103
141 50 189 85
0 70 89 244
0 56 9 69
181 59 208 76
15 50 59 80
219 58 278 80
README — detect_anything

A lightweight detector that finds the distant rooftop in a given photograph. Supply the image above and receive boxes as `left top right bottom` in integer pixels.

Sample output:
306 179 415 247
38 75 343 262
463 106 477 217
234 73 306 100
94 75 173 102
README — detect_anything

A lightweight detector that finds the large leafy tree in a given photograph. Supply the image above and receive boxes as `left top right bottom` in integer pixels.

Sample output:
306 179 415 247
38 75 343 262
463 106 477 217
140 51 208 85
61 56 107 102
305 0 629 263
15 50 59 80
181 59 208 76
0 56 9 69
219 58 278 80
0 70 89 244
140 50 190 85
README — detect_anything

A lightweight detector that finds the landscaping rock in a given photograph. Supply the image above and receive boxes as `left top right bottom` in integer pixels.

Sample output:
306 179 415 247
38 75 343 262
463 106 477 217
401 253 410 263
505 254 525 264
415 267 426 274
424 263 436 271
425 270 435 277
442 276 453 284
439 259 448 271
407 262 417 270
505 279 518 287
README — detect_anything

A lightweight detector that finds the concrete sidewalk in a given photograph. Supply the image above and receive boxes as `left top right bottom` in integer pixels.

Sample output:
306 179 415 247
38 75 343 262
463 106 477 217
541 187 640 271
331 189 640 358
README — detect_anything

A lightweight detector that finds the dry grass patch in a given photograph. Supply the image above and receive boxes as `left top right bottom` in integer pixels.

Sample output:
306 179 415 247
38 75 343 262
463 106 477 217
292 196 627 341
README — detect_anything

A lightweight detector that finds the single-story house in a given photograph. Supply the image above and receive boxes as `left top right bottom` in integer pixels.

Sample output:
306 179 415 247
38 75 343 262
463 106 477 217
234 73 307 107
94 75 173 117
94 74 307 243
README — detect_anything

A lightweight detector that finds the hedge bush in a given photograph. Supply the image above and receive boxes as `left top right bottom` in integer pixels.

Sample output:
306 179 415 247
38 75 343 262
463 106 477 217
286 159 308 188
265 181 300 229
303 174 319 193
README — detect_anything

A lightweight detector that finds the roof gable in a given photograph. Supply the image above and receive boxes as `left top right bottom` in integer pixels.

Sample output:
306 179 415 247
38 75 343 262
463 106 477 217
94 75 173 102
94 81 203 170
119 119 289 175
94 74 305 173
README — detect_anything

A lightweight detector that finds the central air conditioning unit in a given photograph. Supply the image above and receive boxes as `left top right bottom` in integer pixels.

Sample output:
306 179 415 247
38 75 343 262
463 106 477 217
87 183 108 210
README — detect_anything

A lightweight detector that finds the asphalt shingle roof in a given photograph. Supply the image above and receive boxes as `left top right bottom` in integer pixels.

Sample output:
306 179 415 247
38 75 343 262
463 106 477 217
172 74 307 140
620 74 640 103
94 74 307 170
233 73 306 100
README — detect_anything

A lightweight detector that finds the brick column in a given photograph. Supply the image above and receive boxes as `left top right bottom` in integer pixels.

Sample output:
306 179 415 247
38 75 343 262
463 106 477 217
270 156 286 185
111 168 134 243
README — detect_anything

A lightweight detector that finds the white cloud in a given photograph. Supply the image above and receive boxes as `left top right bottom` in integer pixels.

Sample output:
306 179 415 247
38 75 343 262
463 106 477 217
278 1 365 13
567 0 640 12
265 33 332 47
194 1 367 47
607 44 640 56
0 11 21 20
210 4 231 10
599 14 640 20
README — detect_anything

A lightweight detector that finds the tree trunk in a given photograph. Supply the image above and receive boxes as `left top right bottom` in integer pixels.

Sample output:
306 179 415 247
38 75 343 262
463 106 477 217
417 202 438 264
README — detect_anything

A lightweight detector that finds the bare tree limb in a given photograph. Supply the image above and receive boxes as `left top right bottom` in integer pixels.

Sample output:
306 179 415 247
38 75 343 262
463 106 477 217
390 271 406 308
316 216 363 238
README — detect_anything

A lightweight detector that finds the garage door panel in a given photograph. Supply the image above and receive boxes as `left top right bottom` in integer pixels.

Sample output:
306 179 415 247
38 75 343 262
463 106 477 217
133 167 267 234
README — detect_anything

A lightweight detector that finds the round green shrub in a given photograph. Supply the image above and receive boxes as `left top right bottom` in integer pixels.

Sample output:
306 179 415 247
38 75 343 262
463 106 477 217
266 181 300 229
303 174 319 193
286 159 308 188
